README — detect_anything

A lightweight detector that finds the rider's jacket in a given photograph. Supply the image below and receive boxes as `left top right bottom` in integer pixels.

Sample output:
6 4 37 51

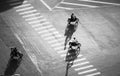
68 17 79 25
68 41 81 54
67 17 79 30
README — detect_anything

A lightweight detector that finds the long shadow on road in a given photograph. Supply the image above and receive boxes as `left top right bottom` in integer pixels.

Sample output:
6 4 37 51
0 0 24 13
4 57 22 75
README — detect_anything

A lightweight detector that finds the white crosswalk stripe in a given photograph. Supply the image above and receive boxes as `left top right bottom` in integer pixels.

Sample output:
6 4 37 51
28 19 47 24
19 10 37 15
10 2 23 6
51 42 64 47
57 49 67 53
54 46 64 51
33 22 50 27
16 6 34 12
48 28 56 31
72 61 90 67
26 16 44 21
57 38 65 41
52 31 59 34
15 4 31 8
48 39 58 44
41 33 53 37
85 72 101 76
55 34 63 38
38 30 48 34
22 13 40 18
78 68 97 75
60 54 66 57
75 65 93 71
33 24 43 28
23 1 28 4
34 25 53 30
74 58 86 63
44 36 55 40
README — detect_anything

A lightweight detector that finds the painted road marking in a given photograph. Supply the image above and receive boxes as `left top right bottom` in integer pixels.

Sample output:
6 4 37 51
55 6 74 10
25 16 44 21
35 25 53 31
80 0 120 6
28 19 47 24
15 4 31 8
22 13 40 18
85 72 101 76
19 10 37 15
51 42 64 47
44 36 55 40
72 61 90 67
75 65 94 71
61 2 98 8
74 58 86 63
16 6 34 12
54 46 64 51
40 0 52 11
78 68 97 75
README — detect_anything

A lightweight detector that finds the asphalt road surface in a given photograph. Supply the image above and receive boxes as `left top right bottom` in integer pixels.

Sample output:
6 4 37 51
0 0 120 76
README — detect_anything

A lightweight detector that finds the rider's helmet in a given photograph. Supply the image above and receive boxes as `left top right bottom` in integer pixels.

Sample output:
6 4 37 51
72 37 78 43
69 37 78 47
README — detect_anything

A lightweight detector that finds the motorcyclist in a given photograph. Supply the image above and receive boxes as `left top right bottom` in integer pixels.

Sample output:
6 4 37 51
66 37 81 62
10 47 23 60
64 13 79 36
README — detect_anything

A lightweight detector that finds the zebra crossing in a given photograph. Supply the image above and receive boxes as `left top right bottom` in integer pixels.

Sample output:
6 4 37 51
13 0 101 76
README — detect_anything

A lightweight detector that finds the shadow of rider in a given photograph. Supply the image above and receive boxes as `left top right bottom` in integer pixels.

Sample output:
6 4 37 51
4 47 23 76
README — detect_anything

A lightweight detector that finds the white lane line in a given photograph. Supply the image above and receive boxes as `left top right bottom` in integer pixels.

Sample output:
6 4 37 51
25 16 44 21
72 61 90 67
34 25 53 30
85 72 101 76
75 65 94 71
19 10 37 15
61 2 98 8
28 19 47 24
80 0 120 6
78 68 97 75
22 13 40 18
40 0 52 11
15 4 31 8
74 58 86 63
14 33 24 45
55 6 74 10
51 42 64 47
16 6 34 12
